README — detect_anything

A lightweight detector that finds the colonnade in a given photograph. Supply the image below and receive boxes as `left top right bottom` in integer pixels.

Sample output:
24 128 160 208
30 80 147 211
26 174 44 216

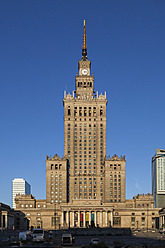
61 210 113 228
0 211 9 229
159 215 165 228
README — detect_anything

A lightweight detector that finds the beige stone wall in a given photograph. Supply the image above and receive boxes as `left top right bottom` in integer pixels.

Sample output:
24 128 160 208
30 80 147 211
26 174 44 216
104 155 126 203
15 195 160 230
63 68 107 202
46 155 67 204
115 208 159 229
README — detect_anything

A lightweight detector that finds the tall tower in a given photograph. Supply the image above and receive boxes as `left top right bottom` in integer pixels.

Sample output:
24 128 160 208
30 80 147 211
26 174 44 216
152 148 165 208
63 21 107 202
12 178 31 209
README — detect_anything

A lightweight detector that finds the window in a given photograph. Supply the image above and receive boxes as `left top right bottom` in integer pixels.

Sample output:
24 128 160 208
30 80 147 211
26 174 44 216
141 217 145 225
113 217 121 226
68 108 71 116
131 217 135 223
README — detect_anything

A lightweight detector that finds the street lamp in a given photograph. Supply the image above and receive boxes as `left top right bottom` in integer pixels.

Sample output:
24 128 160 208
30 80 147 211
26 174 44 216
136 220 139 230
55 203 56 236
54 201 60 236
147 204 149 235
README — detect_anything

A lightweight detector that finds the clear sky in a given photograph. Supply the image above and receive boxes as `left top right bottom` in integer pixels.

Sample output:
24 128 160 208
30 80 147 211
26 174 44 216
0 0 165 207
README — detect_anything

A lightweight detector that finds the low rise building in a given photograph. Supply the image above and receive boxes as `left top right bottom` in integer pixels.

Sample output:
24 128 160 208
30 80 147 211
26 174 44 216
15 193 160 230
0 202 27 230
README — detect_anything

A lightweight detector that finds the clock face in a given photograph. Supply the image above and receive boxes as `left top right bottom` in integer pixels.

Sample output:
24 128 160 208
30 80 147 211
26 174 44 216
82 69 88 75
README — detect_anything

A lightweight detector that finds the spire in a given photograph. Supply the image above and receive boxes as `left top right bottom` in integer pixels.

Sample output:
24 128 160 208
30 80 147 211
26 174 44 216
82 20 87 60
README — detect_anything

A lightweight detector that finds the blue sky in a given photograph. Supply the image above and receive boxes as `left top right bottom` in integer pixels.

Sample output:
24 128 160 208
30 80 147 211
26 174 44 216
0 0 165 206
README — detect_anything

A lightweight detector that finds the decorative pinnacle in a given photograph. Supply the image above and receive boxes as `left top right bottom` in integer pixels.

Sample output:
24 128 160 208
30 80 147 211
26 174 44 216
83 20 86 50
82 19 87 60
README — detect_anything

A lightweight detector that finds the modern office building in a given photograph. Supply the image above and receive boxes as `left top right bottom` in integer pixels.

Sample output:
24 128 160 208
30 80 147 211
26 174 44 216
15 21 160 230
152 148 165 208
12 178 31 209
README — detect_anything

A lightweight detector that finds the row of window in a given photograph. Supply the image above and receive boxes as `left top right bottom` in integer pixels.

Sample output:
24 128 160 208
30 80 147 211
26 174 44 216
68 124 103 127
109 164 121 170
51 183 62 186
51 199 62 203
77 82 92 87
26 213 41 216
110 183 121 186
68 117 103 121
51 179 62 182
110 194 121 198
67 107 104 116
73 135 103 139
50 164 63 170
51 190 62 194
110 179 121 182
110 174 121 178
68 143 103 148
51 195 62 198
110 186 121 190
73 146 103 150
20 204 46 208
74 177 98 180
51 174 62 178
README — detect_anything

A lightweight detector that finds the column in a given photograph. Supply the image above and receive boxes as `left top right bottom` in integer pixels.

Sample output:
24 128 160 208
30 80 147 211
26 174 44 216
162 216 164 228
0 214 2 229
162 216 163 228
105 211 108 227
72 212 74 227
5 214 7 229
66 211 69 227
83 212 86 227
94 211 97 227
78 211 80 227
110 211 113 227
1 214 3 229
100 211 103 227
61 212 64 227
89 211 91 226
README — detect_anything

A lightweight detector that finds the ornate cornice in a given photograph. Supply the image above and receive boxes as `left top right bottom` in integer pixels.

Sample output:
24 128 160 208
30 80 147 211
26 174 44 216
46 154 66 161
106 154 126 162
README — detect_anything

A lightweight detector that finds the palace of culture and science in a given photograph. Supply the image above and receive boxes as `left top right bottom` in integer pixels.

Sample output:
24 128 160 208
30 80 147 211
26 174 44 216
15 21 159 230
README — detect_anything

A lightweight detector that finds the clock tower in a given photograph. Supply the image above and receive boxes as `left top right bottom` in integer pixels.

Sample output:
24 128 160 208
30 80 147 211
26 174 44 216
63 20 108 202
76 20 94 100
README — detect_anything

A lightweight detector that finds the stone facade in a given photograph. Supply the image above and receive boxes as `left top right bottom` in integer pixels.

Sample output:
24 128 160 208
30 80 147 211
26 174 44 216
15 22 160 230
15 194 159 230
0 202 27 230
46 154 68 204
159 207 165 229
104 155 125 203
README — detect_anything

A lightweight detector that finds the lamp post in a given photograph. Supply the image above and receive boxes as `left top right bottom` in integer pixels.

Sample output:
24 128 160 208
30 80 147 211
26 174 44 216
147 204 149 236
54 201 60 236
55 203 56 236
136 220 139 230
